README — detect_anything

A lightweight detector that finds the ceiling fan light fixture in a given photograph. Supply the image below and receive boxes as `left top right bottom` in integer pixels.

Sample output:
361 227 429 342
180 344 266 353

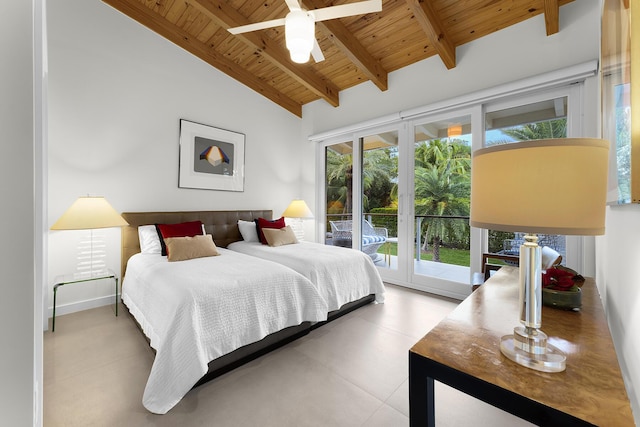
285 10 315 63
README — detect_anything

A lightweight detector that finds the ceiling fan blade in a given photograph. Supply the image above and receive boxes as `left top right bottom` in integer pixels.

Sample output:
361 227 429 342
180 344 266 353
284 0 302 12
312 0 382 22
228 18 287 35
311 39 325 62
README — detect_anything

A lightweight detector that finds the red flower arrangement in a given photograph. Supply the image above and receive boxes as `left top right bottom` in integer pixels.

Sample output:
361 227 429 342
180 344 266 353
542 266 585 292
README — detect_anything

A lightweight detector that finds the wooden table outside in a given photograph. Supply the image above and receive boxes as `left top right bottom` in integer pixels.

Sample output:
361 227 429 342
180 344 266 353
409 266 634 426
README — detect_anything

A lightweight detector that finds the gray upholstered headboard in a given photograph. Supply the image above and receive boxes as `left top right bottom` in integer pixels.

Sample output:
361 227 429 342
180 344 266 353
120 210 273 279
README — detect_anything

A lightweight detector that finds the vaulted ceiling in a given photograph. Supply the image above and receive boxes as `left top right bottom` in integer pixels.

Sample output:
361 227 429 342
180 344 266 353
102 0 574 117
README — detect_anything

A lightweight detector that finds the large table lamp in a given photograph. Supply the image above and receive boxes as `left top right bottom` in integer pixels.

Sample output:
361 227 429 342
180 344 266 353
470 138 609 372
51 196 129 276
282 199 314 241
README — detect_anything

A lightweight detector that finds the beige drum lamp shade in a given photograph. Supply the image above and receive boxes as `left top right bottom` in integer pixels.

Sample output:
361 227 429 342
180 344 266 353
470 138 609 236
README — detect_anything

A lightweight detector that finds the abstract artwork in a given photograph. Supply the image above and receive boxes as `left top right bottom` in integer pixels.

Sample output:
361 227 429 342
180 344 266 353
178 119 245 191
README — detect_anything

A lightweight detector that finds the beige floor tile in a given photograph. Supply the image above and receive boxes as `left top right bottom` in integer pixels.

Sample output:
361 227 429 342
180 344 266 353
363 403 408 427
44 304 152 384
291 314 415 402
43 353 152 427
43 284 537 426
434 382 536 427
385 378 409 416
167 347 383 427
355 284 458 340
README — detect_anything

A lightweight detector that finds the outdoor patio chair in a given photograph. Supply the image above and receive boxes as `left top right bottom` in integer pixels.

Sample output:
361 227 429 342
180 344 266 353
329 219 387 260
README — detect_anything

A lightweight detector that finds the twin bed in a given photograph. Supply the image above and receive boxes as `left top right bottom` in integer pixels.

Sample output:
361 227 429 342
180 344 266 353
120 210 385 414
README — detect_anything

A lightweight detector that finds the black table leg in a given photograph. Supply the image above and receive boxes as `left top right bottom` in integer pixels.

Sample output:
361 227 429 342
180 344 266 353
409 351 436 427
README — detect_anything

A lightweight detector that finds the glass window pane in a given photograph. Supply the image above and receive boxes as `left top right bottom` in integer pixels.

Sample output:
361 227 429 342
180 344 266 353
361 131 398 267
484 98 568 261
413 115 472 283
325 142 353 245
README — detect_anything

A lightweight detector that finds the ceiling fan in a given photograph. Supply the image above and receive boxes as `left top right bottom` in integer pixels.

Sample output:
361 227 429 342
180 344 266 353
228 0 382 64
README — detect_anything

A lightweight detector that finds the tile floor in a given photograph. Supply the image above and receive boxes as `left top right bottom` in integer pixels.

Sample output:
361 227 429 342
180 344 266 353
44 284 534 426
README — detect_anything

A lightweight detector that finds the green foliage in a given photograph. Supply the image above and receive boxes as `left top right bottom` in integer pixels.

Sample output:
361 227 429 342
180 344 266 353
370 207 398 236
325 147 398 214
414 139 471 259
501 119 567 141
615 104 631 203
382 242 470 267
488 230 515 253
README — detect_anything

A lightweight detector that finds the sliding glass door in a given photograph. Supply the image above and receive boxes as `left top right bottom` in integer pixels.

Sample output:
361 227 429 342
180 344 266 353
410 113 473 298
322 125 408 283
324 141 353 246
317 78 587 298
360 130 399 270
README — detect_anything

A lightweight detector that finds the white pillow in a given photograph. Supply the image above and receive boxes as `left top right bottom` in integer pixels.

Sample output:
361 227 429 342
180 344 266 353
138 225 162 254
238 219 259 242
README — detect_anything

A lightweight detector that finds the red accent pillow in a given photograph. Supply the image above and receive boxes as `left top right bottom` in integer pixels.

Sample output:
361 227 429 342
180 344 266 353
155 221 203 256
255 217 286 244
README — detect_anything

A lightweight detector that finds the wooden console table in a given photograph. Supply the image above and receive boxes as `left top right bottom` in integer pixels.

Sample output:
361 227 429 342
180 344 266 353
409 266 634 426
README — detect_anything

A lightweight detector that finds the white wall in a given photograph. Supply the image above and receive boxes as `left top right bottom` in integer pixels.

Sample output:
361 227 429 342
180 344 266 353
598 205 640 420
47 0 307 315
1 1 37 425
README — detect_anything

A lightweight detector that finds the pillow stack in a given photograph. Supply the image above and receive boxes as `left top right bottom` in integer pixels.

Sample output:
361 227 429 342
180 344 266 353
249 217 298 247
164 234 219 261
261 226 298 247
156 220 203 256
137 220 219 261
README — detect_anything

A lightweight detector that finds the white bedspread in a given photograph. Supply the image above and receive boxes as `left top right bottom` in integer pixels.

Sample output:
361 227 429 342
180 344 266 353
122 249 328 414
227 241 385 311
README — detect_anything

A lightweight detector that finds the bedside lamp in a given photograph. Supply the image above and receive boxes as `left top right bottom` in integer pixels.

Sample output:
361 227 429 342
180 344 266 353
470 138 609 372
51 196 129 276
282 199 314 241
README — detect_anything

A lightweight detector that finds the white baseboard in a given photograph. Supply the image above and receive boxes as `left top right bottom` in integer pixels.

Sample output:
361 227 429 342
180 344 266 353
47 294 117 318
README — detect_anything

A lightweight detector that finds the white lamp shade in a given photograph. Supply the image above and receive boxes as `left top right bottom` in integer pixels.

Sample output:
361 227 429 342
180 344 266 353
51 196 129 230
282 199 314 219
285 11 314 63
470 138 609 236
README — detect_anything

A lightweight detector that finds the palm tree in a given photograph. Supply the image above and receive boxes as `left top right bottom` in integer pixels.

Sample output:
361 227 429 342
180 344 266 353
501 119 567 140
325 147 396 215
414 164 470 262
415 138 470 176
326 149 353 214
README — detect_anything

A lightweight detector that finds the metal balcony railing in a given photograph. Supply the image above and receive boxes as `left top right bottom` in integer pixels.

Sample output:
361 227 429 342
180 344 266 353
326 212 470 262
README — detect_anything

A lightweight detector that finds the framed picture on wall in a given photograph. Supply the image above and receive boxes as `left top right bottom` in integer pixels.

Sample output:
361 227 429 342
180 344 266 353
178 119 245 191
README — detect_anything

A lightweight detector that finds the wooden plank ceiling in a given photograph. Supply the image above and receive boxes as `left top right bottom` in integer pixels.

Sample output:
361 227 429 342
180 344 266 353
102 0 574 117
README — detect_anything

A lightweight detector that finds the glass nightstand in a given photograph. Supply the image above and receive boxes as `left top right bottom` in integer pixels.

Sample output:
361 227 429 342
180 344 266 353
52 269 119 332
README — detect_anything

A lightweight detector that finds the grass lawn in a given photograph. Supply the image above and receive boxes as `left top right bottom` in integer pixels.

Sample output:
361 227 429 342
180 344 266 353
380 243 471 267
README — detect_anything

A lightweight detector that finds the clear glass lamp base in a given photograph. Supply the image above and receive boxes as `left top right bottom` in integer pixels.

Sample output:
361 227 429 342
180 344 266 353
500 326 566 373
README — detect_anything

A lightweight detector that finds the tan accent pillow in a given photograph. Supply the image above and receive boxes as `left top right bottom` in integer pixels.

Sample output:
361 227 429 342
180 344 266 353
262 225 298 247
164 234 220 261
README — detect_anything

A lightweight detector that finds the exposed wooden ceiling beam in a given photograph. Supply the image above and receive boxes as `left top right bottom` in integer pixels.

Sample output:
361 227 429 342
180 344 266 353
192 0 340 108
103 0 303 116
405 0 456 70
544 0 560 36
300 0 388 92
